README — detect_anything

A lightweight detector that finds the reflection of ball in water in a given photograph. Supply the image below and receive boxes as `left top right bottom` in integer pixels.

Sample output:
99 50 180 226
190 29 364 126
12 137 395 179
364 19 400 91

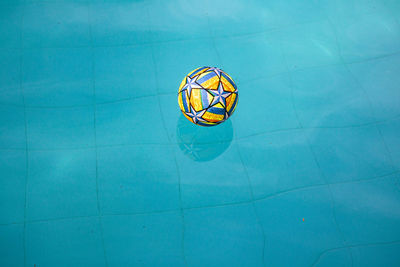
176 115 233 162
177 66 238 126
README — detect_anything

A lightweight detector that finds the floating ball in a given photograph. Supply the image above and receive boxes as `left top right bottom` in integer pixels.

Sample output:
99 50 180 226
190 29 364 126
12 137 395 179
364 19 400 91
177 67 238 126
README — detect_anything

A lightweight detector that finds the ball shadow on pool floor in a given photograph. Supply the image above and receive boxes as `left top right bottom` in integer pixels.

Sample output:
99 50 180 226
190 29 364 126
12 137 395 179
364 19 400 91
176 114 234 162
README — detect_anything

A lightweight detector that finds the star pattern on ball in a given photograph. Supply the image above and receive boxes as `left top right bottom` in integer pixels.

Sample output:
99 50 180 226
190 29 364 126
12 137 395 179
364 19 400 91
208 82 232 107
182 75 202 97
186 106 206 124
178 66 238 127
208 67 222 78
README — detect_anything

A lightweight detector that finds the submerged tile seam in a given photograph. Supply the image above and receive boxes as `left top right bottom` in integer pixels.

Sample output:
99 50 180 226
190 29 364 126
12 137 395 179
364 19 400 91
252 170 400 204
306 136 355 266
279 26 355 265
1 170 398 228
2 49 399 110
1 115 400 153
234 141 267 267
205 9 224 67
311 239 400 267
146 5 188 266
213 20 268 256
376 123 399 172
8 15 328 51
327 17 400 192
87 3 108 266
206 9 267 266
345 50 400 65
380 1 400 31
0 92 175 109
18 1 28 266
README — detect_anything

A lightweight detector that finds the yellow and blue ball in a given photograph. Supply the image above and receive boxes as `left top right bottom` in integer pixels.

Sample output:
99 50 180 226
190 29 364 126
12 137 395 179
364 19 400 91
177 67 238 126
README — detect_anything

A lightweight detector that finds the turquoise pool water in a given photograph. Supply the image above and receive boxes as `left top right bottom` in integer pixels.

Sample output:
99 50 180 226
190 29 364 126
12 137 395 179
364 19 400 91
1 0 400 266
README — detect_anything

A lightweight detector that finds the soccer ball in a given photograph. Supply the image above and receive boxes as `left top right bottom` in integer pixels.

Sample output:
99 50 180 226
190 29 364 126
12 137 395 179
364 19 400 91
177 67 238 126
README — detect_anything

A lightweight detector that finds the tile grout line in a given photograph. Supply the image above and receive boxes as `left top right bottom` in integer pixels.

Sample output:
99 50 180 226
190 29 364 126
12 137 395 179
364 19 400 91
306 137 354 267
314 33 357 266
235 143 267 267
279 22 355 266
326 17 400 191
380 1 400 30
87 3 108 266
1 15 330 50
311 239 400 267
145 4 188 266
2 170 398 227
19 1 28 266
252 170 400 203
171 148 188 267
205 10 223 68
205 9 267 266
0 92 176 109
2 50 400 111
0 114 399 153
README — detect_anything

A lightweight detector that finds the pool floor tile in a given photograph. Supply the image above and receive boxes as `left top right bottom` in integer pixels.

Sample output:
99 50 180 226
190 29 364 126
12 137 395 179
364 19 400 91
350 242 400 267
26 149 98 221
152 39 220 95
102 212 184 266
334 12 400 62
22 2 90 48
291 65 374 127
255 186 344 267
0 4 22 49
318 0 389 20
90 1 150 46
264 0 327 27
307 125 394 183
176 141 251 209
312 248 352 267
97 145 180 214
0 150 26 224
0 105 26 150
95 97 169 146
383 0 400 18
147 0 209 43
278 20 341 71
347 54 400 121
157 94 184 142
0 224 24 267
26 106 95 150
330 174 400 244
0 49 22 106
378 118 400 170
22 47 92 107
237 130 324 199
233 73 299 138
184 204 264 267
205 0 277 37
94 45 157 103
26 217 106 266
214 33 286 82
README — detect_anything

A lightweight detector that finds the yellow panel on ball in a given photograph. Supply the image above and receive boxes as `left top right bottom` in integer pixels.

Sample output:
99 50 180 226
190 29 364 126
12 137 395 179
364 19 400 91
177 66 238 127
225 93 237 113
199 74 219 90
190 89 203 112
221 75 236 92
